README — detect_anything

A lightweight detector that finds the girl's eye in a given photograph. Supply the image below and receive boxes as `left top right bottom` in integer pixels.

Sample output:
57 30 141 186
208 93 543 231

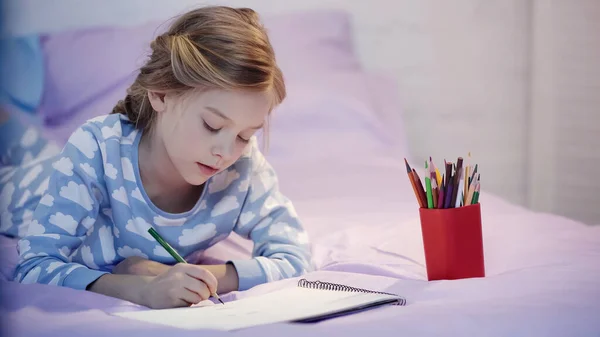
237 136 250 144
203 121 220 133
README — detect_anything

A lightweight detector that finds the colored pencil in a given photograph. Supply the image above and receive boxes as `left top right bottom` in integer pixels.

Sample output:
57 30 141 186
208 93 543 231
405 159 425 208
444 182 454 209
465 174 478 206
450 157 463 208
412 169 428 208
464 152 470 204
430 156 442 187
407 155 480 209
431 175 438 209
472 182 480 204
470 164 478 185
444 162 453 203
455 167 464 208
148 228 224 305
455 190 463 208
437 175 445 208
424 161 433 208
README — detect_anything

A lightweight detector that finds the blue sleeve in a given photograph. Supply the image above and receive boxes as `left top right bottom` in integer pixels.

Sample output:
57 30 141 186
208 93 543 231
13 122 109 290
228 145 314 291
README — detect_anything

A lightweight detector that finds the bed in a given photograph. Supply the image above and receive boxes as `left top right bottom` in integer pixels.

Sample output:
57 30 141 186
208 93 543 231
2 9 600 337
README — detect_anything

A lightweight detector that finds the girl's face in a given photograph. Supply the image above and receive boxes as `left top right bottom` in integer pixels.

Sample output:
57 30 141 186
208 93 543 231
149 89 270 186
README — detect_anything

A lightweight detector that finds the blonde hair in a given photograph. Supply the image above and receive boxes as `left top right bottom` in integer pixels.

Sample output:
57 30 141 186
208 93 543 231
112 6 285 138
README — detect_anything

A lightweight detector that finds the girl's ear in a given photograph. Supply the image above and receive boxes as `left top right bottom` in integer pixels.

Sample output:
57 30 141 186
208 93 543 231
147 91 167 112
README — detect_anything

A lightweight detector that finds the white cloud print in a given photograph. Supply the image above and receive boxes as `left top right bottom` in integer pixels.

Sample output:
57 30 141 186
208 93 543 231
121 157 135 182
104 163 118 180
60 181 94 211
121 129 138 145
18 239 31 254
80 163 98 180
20 128 38 147
210 196 239 217
259 195 278 217
81 245 99 269
131 188 144 203
16 190 31 208
46 261 63 274
112 187 129 207
34 177 50 196
178 223 217 246
117 246 148 259
153 245 172 258
52 157 73 176
19 164 43 188
69 128 98 159
0 182 15 211
125 217 153 240
98 226 116 263
39 194 54 207
27 220 46 235
101 121 122 139
268 222 309 245
49 212 79 235
59 246 71 260
238 211 255 228
81 216 96 231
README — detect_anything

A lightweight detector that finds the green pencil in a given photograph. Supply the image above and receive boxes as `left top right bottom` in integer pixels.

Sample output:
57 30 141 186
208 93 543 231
148 228 224 304
425 161 433 209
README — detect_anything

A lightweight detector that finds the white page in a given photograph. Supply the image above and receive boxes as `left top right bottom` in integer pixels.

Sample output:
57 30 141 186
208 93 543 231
113 287 400 331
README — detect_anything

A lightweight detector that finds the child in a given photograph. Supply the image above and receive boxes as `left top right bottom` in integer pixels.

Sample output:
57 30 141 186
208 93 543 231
2 6 313 309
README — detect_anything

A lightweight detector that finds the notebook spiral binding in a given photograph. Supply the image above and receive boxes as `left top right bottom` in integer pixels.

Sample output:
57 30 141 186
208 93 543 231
298 279 406 306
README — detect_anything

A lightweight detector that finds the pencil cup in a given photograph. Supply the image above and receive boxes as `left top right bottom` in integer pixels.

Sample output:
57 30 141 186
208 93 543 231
418 203 485 281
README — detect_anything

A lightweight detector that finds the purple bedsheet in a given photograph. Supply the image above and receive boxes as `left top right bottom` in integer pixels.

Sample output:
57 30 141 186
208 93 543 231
3 157 600 337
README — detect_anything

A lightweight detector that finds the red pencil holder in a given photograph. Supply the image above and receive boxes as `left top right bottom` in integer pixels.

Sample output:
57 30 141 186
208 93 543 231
418 203 485 281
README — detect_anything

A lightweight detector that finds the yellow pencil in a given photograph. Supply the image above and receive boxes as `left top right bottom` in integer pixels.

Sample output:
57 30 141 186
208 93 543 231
464 166 470 204
435 168 442 187
465 174 478 206
464 152 471 204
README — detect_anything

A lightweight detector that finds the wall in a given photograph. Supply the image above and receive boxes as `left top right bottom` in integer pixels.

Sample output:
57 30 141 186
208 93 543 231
529 0 600 225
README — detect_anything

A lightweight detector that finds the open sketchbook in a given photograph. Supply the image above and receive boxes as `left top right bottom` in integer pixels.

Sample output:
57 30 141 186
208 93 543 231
113 279 406 331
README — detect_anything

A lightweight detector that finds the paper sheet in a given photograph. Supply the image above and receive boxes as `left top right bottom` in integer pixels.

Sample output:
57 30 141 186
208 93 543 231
113 287 400 331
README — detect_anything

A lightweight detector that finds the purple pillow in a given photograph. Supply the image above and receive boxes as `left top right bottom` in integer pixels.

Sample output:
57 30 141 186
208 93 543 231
37 9 361 127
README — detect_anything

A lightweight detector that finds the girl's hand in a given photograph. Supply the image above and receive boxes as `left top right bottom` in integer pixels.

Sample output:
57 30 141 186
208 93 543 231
139 263 218 309
112 256 169 276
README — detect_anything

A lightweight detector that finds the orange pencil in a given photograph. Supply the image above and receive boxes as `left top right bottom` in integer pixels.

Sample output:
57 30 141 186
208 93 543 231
405 159 425 208
412 168 428 208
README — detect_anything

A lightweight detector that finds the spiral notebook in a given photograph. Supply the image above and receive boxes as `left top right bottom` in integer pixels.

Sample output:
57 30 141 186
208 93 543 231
113 279 406 331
